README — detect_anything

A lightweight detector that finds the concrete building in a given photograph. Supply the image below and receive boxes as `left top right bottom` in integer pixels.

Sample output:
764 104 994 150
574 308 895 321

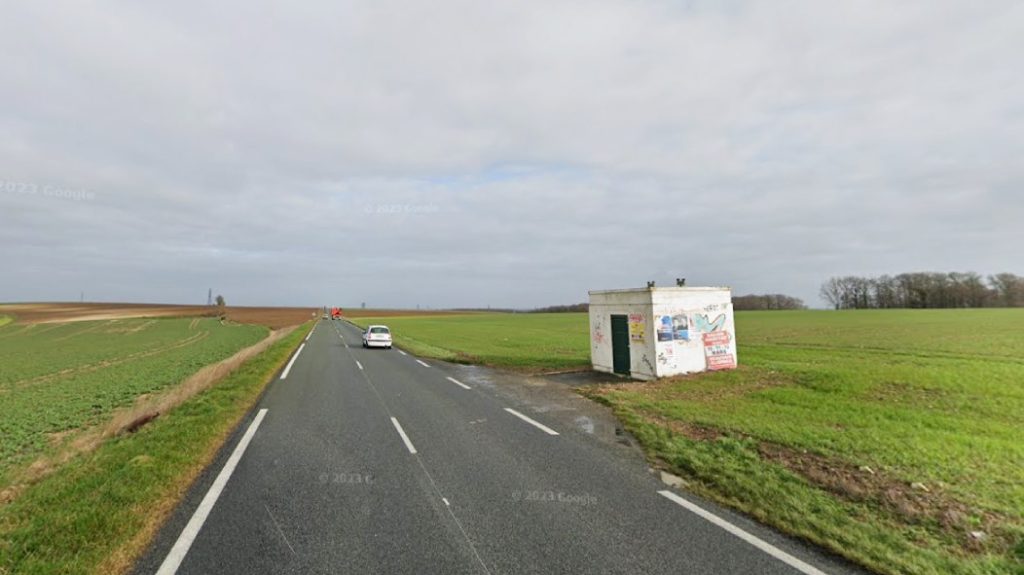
588 286 737 380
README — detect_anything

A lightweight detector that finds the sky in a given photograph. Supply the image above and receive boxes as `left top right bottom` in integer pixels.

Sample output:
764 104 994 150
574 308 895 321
2 0 1021 309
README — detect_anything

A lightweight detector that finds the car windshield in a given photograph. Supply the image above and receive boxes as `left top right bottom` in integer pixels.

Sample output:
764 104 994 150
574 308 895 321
370 327 389 334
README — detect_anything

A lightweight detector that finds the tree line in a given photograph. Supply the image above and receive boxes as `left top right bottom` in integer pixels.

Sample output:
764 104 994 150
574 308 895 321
732 294 806 310
820 272 1024 310
530 298 808 312
529 303 589 313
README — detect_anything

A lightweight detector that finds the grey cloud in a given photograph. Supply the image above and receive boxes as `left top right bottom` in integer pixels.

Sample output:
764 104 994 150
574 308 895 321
2 0 1021 308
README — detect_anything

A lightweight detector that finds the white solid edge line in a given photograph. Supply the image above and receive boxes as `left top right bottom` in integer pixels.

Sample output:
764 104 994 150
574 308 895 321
391 417 417 454
279 343 305 379
356 360 363 370
503 408 559 435
416 359 430 367
446 376 471 390
156 408 269 575
397 350 407 356
657 490 829 575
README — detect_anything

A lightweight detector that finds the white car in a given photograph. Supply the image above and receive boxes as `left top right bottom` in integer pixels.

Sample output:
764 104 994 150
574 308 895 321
362 325 393 349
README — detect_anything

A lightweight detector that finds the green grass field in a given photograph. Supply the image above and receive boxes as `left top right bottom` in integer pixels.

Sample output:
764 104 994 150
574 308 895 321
349 313 590 370
353 309 1024 575
0 317 267 485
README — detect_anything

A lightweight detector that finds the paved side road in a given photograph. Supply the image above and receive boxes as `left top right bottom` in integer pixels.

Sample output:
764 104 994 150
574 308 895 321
134 320 866 575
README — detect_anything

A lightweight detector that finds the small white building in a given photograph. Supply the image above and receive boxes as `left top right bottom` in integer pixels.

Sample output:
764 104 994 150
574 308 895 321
589 286 737 380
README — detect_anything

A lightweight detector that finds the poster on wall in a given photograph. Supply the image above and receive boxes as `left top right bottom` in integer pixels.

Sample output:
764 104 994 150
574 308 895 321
702 331 736 370
672 314 690 341
656 315 674 342
628 313 645 342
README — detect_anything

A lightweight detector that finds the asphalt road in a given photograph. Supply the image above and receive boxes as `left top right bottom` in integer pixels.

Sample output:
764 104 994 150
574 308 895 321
134 320 866 575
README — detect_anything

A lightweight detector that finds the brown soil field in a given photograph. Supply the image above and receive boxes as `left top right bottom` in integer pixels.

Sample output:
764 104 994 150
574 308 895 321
0 303 318 329
224 306 319 328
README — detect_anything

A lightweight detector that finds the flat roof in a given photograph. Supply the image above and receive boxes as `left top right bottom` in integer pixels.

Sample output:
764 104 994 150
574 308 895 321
588 286 731 295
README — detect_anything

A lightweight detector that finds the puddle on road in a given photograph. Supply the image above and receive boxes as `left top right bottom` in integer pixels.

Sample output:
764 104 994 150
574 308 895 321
575 416 595 434
457 365 495 388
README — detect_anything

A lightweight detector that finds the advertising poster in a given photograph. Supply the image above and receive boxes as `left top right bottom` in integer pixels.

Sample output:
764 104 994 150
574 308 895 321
702 331 736 370
656 315 674 342
628 313 645 342
672 313 690 341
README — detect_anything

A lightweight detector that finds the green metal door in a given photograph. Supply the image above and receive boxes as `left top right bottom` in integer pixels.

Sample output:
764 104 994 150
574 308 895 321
610 314 630 375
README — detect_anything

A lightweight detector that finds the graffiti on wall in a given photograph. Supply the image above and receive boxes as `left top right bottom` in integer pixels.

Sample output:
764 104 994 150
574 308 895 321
657 345 676 368
640 353 655 374
591 315 606 347
694 313 726 333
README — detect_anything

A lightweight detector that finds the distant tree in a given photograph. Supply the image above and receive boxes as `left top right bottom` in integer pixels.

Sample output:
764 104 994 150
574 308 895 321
530 303 589 313
989 273 1024 307
826 276 870 309
733 294 806 311
822 272 1015 309
873 275 899 309
215 294 226 307
820 278 843 310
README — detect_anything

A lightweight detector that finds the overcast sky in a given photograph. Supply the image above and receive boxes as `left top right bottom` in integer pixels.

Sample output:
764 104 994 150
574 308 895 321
2 1 1021 309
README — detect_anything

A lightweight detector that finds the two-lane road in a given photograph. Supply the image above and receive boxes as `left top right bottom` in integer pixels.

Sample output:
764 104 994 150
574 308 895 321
134 321 865 575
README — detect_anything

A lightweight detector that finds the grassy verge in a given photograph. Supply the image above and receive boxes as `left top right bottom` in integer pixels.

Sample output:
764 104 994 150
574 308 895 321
0 322 310 575
0 316 11 328
347 313 590 371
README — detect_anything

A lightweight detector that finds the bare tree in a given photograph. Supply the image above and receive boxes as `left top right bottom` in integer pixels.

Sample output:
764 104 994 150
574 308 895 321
734 294 806 310
989 273 1024 307
823 272 1011 309
820 278 843 310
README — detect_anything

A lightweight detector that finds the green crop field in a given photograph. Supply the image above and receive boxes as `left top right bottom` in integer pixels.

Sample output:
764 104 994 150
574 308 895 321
353 309 1024 575
0 317 267 484
0 322 309 575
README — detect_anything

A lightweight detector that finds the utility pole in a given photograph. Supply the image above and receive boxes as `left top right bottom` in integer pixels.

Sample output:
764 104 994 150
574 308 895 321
207 288 213 306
